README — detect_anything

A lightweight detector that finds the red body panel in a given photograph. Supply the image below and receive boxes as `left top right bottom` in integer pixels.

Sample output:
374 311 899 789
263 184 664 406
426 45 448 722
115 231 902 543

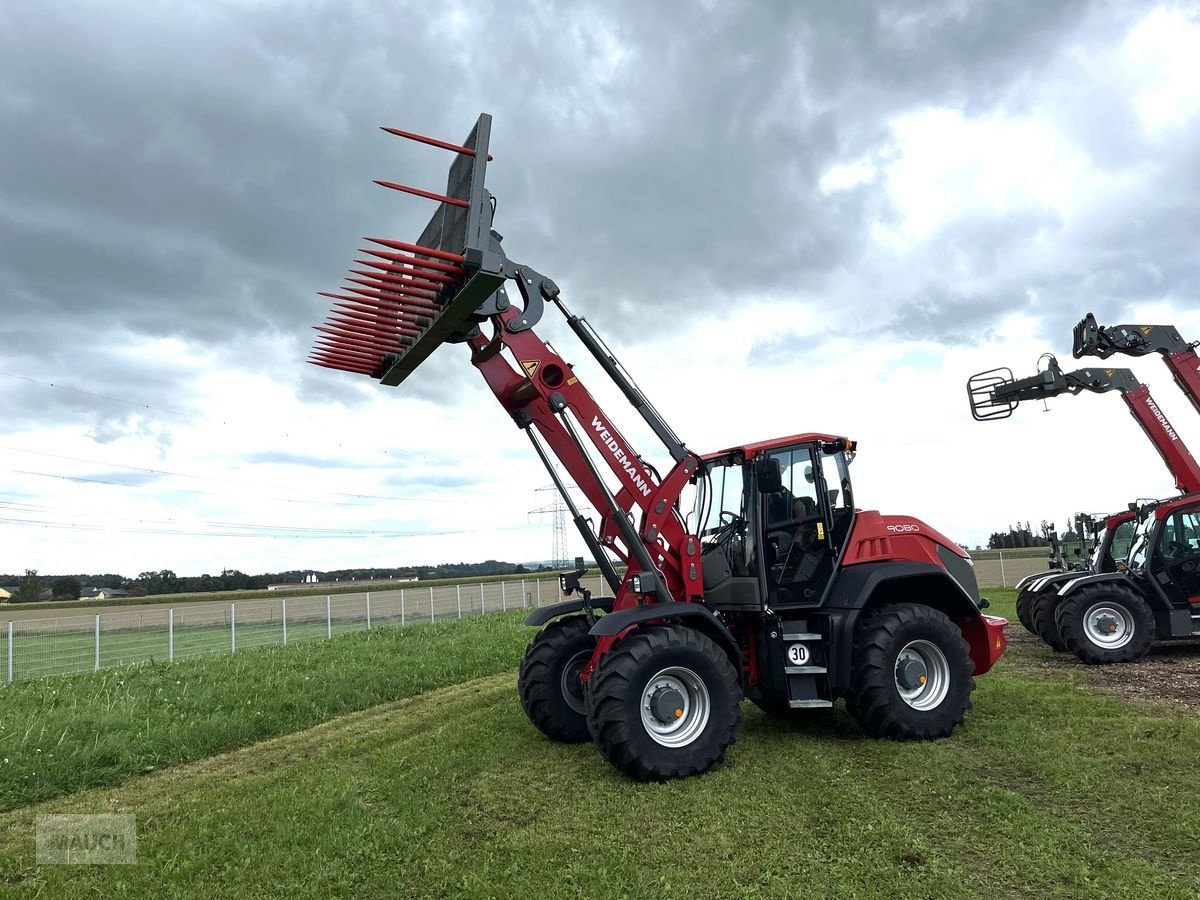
959 615 1007 675
703 433 845 461
842 510 968 568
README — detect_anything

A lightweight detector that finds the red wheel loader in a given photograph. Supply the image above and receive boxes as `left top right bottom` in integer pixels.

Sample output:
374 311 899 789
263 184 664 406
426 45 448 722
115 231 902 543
309 114 1007 781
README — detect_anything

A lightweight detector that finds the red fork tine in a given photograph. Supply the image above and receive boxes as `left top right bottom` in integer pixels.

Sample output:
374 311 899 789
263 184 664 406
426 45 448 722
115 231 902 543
365 237 465 264
347 273 444 293
309 360 376 374
314 328 405 351
309 349 379 366
356 251 464 276
324 316 420 341
343 284 440 303
350 267 455 286
332 301 432 328
379 125 493 161
373 180 469 209
322 321 420 344
314 333 392 352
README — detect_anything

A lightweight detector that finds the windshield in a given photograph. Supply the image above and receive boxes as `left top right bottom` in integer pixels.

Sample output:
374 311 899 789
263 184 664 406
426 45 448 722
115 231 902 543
695 460 746 539
1126 516 1155 570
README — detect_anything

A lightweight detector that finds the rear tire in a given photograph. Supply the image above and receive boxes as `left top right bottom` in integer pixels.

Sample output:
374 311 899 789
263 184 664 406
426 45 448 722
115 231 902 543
845 604 975 741
1055 584 1155 664
518 616 595 743
1030 589 1068 652
585 625 742 781
1015 588 1037 634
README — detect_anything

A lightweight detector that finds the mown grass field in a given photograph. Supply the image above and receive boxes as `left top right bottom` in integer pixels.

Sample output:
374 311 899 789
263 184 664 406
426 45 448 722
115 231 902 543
1 590 1199 898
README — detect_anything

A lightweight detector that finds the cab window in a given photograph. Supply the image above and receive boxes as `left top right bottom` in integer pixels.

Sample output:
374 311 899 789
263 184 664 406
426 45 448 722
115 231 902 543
1159 509 1200 561
1108 519 1136 563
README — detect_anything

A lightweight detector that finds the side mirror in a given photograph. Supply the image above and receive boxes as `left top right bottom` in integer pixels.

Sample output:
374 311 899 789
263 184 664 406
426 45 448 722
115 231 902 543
755 457 784 494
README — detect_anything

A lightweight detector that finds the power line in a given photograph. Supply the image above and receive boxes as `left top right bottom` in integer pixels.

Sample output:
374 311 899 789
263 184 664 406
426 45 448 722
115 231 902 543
0 371 204 421
0 506 540 541
0 445 464 504
8 469 389 508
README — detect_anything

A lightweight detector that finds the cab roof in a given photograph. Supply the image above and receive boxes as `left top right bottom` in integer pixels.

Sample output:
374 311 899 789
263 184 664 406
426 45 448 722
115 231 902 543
701 433 848 462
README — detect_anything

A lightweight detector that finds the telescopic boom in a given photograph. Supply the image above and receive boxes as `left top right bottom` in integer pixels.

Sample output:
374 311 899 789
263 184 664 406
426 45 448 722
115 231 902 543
967 356 1200 494
1073 313 1200 416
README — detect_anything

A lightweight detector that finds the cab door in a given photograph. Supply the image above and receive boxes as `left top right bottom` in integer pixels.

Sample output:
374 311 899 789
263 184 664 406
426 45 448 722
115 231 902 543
759 444 839 605
1150 504 1200 609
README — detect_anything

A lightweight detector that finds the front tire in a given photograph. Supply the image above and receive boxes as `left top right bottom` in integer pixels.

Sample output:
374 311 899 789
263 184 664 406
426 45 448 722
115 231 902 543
1030 589 1068 652
1055 584 1155 664
518 616 595 743
845 604 975 741
585 625 742 781
1015 588 1037 634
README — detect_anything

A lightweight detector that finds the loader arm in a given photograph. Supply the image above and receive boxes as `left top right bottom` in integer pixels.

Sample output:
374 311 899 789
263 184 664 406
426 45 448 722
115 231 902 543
968 356 1200 494
306 113 704 629
1074 313 1200 417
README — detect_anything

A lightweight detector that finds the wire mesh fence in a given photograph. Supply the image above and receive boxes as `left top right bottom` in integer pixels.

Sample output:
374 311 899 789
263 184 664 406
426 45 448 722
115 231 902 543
1 554 1041 686
2 576 606 685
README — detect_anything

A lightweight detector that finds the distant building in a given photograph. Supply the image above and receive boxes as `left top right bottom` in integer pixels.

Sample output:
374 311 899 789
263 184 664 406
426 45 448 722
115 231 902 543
0 587 11 602
82 587 130 601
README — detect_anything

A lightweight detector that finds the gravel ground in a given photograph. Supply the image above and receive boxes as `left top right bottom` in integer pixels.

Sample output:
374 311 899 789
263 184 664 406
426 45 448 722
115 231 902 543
1005 624 1200 708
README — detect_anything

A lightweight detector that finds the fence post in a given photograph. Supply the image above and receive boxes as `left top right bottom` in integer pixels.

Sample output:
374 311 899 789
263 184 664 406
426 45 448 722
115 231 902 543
999 551 1007 587
326 595 332 640
430 586 435 623
282 597 288 645
230 604 236 654
457 584 462 619
7 621 12 683
401 588 406 626
481 584 486 615
521 579 526 608
95 615 101 671
502 581 507 611
366 592 372 630
168 608 174 662
537 579 542 606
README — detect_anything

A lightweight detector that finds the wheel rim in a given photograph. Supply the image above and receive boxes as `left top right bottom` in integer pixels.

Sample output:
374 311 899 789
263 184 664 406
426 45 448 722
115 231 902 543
639 666 711 748
559 649 591 715
1083 602 1133 649
894 640 951 711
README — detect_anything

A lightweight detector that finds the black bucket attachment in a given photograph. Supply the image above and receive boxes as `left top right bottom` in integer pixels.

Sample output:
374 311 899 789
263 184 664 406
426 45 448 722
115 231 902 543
309 114 506 385
967 367 1018 421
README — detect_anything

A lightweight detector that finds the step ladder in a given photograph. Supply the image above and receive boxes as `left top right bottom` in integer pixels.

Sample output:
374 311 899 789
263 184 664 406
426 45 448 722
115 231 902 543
780 618 833 708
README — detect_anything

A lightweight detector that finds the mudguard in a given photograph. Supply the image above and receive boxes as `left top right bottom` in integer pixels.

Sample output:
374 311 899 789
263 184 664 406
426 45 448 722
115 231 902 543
1016 569 1063 592
523 597 614 627
1055 571 1132 598
588 602 741 663
824 561 1003 692
1026 570 1081 595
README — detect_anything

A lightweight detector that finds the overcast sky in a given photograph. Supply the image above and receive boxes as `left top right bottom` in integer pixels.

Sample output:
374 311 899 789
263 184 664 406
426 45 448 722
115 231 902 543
2 0 1200 577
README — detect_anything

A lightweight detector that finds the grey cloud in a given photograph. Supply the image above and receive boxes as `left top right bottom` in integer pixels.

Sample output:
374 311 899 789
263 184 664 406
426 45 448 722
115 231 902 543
1 0 1187 438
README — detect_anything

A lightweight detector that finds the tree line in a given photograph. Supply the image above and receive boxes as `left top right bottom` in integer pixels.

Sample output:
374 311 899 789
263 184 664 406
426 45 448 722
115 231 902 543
0 560 549 603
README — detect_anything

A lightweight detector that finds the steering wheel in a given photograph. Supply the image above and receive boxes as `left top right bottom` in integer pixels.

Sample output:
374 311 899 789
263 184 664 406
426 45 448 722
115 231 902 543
719 511 744 528
1166 539 1191 559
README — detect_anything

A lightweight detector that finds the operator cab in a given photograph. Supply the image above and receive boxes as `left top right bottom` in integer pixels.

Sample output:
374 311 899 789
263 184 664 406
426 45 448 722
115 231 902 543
694 436 856 611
